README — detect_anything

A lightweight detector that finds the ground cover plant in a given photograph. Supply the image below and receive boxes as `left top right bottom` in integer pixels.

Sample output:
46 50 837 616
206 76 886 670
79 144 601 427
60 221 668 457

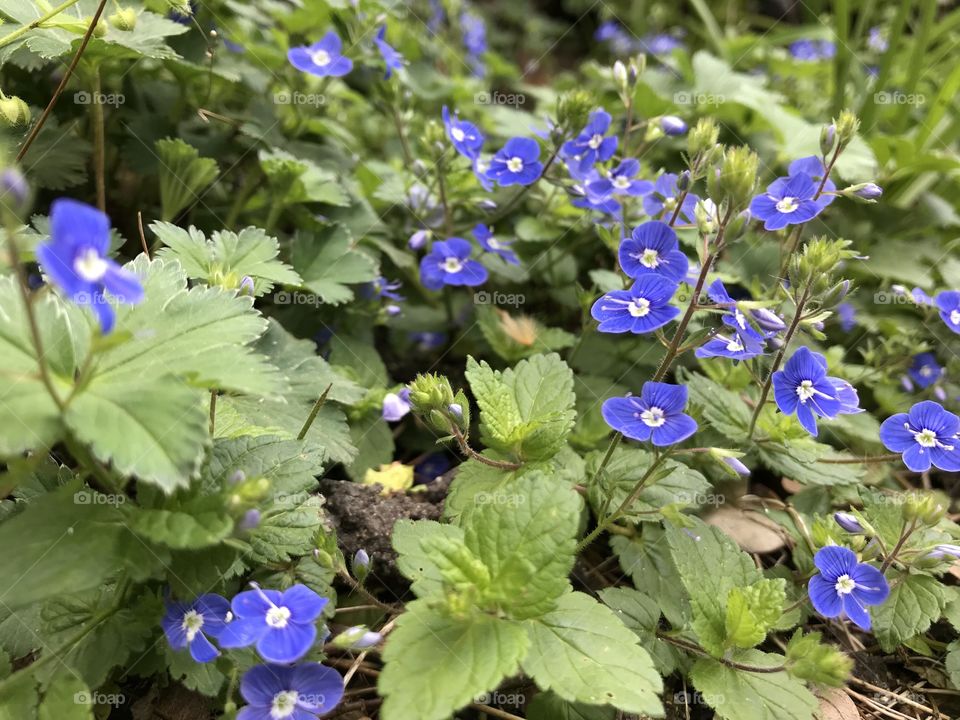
2 0 960 718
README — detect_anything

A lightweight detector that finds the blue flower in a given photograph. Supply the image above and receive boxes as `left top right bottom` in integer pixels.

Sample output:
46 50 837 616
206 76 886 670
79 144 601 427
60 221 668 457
618 221 688 282
594 21 635 55
601 382 698 446
834 512 866 534
789 39 836 61
442 106 484 161
640 33 685 55
772 347 853 436
788 156 835 209
570 171 621 215
472 156 494 191
749 174 824 231
374 277 404 301
660 116 687 136
461 11 487 76
642 173 699 224
288 31 353 77
586 159 654 199
868 27 888 53
837 302 857 331
373 26 404 78
695 315 766 360
408 229 431 250
562 109 618 174
161 594 231 663
382 388 412 422
808 546 888 631
473 224 518 265
908 353 943 389
935 291 960 334
419 238 488 290
880 401 960 473
705 279 780 340
237 663 344 720
591 275 679 334
487 137 543 187
410 331 447 350
36 198 144 333
219 584 328 664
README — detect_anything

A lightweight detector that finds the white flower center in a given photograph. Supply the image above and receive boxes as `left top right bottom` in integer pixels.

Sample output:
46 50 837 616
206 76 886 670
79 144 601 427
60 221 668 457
915 428 938 448
612 175 631 190
265 606 291 628
310 49 331 66
951 309 960 326
920 366 934 377
627 298 651 317
74 248 108 282
181 610 204 643
725 336 744 352
588 133 603 149
776 196 799 213
506 157 524 173
640 406 666 427
271 690 299 719
639 248 660 268
834 574 856 595
662 197 677 211
442 257 463 273
487 236 501 249
796 380 816 403
451 127 465 142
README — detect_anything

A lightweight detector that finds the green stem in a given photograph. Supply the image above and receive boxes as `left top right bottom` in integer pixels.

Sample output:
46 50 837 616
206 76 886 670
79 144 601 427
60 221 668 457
90 68 106 212
297 384 332 440
831 0 850 116
859 0 912 128
0 0 82 50
880 518 918 573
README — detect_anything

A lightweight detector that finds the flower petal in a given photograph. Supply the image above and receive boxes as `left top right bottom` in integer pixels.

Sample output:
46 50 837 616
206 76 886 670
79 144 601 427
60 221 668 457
291 663 345 713
188 632 220 663
814 545 857 579
240 664 291 705
808 575 842 618
841 594 872 631
850 563 890 606
879 413 913 452
257 622 317 664
280 585 328 624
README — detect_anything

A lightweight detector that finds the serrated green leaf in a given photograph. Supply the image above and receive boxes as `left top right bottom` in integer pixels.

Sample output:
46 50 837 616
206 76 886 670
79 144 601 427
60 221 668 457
690 650 817 720
392 519 466 599
289 225 378 305
242 495 325 564
420 535 491 591
129 507 234 550
611 526 690 628
378 600 529 720
37 674 92 720
521 591 663 716
165 645 225 696
526 693 614 720
203 435 324 497
725 579 786 650
155 139 219 221
259 148 350 207
756 440 865 486
682 372 752 442
599 587 683 675
872 571 947 652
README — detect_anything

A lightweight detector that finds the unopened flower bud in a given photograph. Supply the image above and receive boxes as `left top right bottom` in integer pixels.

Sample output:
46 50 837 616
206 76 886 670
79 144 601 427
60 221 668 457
238 276 255 296
833 109 860 149
834 512 866 534
928 543 960 560
0 168 30 217
676 169 691 191
819 123 836 157
660 115 687 136
851 182 883 201
332 626 382 649
612 60 627 88
353 548 371 582
237 509 261 531
0 95 30 127
723 456 750 477
751 307 786 333
687 117 719 158
109 7 137 30
408 229 430 250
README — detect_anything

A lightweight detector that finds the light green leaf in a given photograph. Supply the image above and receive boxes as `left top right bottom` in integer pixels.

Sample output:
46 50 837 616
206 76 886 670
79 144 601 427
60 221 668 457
242 495 325 564
392 519 466 599
38 674 93 720
259 148 350 207
690 650 818 720
521 591 663 717
872 571 948 652
203 435 324 498
725 579 786 650
683 372 752 442
289 226 378 305
756 440 865 486
526 693 614 720
155 139 219 221
129 507 234 550
378 600 529 720
599 587 683 675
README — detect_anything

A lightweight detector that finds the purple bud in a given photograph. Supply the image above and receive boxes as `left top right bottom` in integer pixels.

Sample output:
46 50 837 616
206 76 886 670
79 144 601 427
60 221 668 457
935 386 947 402
834 511 865 534
723 456 750 477
229 470 246 485
676 169 692 191
447 402 463 418
385 304 402 316
238 276 255 297
382 388 412 422
854 183 883 200
238 508 261 531
660 115 687 136
901 375 915 393
408 230 430 250
750 308 786 333
0 168 29 212
353 549 370 569
927 544 960 560
478 199 498 211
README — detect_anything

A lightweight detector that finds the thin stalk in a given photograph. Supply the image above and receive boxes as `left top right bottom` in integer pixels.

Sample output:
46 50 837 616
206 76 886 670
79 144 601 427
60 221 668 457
208 390 217 436
297 384 332 440
435 157 453 236
831 0 851 116
880 518 918 573
90 69 106 211
0 0 82 50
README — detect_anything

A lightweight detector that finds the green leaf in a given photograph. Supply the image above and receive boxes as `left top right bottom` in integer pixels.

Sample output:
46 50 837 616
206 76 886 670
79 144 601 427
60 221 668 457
129 507 234 550
202 435 324 498
38 674 93 720
420 535 491 592
611 527 690 628
683 372 752 442
872 571 948 652
153 223 301 296
392 519 466 599
784 630 852 687
289 226 378 305
526 693 614 720
521 591 663 716
155 139 219 221
259 148 350 207
756 440 865 486
690 650 817 720
378 600 529 720
463 473 581 618
946 640 960 690
165 645 225 696
465 353 576 462
724 579 786 650
599 587 683 675
242 495 325 564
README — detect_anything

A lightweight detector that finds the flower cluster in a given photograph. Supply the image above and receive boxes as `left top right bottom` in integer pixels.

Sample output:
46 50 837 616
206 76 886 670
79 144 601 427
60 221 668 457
772 347 861 436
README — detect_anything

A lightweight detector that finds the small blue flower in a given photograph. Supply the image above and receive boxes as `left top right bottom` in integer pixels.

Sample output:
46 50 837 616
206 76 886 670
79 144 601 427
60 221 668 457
908 353 943 389
867 27 888 53
486 137 543 187
642 173 699 224
772 347 852 436
461 10 487 76
161 594 231 663
408 229 430 250
36 198 144 333
601 382 698 446
853 183 883 201
373 26 404 78
695 315 765 360
562 109 618 175
442 106 484 161
788 156 836 209
880 400 960 473
410 331 447 350
618 221 689 282
288 31 353 77
374 277 404 301
586 159 654 199
219 584 328 664
591 275 679 334
837 302 857 331
660 116 687 136
382 388 412 422
749 174 824 231
472 224 518 265
808 546 888 631
472 156 494 191
237 663 344 720
935 291 960 334
419 238 488 290
789 39 836 61
705 279 778 340
639 32 684 55
594 21 635 55
570 171 621 215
